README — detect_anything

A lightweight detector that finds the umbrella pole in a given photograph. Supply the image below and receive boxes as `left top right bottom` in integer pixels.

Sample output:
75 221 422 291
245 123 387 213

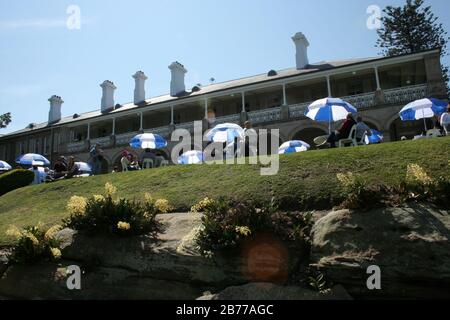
422 108 427 133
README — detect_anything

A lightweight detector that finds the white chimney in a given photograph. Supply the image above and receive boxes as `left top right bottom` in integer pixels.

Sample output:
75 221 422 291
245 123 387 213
133 71 147 104
48 95 63 123
169 61 187 96
292 32 310 70
100 80 117 112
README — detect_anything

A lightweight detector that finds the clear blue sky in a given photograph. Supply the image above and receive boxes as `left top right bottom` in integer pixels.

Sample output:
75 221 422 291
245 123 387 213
1 0 449 134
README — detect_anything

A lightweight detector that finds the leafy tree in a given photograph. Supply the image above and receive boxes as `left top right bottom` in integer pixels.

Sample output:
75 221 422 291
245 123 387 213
0 112 11 128
376 0 449 94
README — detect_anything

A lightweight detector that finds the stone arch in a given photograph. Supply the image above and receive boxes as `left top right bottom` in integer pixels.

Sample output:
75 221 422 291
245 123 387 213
356 114 382 131
388 116 434 141
290 126 328 148
112 148 139 172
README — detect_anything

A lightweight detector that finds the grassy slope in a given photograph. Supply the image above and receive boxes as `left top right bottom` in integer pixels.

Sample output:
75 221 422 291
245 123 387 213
0 137 449 246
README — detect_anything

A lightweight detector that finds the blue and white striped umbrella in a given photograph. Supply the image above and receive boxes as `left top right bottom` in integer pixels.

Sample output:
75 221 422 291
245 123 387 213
278 140 310 154
399 98 448 131
304 98 357 133
16 153 50 166
0 160 12 171
129 133 167 149
365 129 384 145
205 123 244 143
178 150 205 165
75 162 92 173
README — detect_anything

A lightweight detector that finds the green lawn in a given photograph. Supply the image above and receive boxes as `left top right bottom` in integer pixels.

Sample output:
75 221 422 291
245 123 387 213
0 137 449 246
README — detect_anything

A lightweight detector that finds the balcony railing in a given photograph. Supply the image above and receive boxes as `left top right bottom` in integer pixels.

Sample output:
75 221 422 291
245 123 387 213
90 136 113 148
67 141 86 153
215 113 240 124
343 92 376 109
115 131 138 146
289 102 310 119
175 121 195 133
384 84 428 105
248 107 282 124
151 126 172 137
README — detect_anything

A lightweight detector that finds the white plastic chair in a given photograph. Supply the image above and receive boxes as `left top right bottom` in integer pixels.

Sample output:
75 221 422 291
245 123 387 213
338 125 358 148
426 129 442 138
120 157 129 172
142 158 154 169
160 160 169 167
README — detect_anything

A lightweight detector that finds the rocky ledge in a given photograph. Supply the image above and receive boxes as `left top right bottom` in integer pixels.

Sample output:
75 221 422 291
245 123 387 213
0 204 448 299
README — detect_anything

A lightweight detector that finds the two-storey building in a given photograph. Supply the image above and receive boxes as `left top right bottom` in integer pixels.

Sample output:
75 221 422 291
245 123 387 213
0 32 447 173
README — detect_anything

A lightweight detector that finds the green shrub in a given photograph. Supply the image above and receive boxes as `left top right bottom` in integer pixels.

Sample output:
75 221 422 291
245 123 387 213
62 183 164 237
0 169 34 196
195 198 313 256
336 172 385 210
6 224 62 264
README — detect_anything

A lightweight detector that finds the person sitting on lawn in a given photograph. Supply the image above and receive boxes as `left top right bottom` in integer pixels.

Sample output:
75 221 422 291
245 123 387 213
127 154 140 171
355 116 372 144
52 156 67 180
64 156 81 179
327 113 357 148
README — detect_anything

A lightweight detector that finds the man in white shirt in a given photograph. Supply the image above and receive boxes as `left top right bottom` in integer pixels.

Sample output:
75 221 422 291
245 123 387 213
355 116 372 143
243 121 258 157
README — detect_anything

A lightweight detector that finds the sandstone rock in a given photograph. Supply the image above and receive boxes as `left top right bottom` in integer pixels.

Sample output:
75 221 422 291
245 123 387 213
0 260 201 300
196 282 352 300
0 213 303 299
310 204 450 299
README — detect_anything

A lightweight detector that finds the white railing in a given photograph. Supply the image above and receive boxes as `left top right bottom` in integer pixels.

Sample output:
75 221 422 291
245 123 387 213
215 114 240 124
90 136 113 148
343 92 376 109
115 131 138 146
248 107 282 124
67 141 86 153
384 84 428 105
151 126 172 137
289 102 310 119
176 121 195 133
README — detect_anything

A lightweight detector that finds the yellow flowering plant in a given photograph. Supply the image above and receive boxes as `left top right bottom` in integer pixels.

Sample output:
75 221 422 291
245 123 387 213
190 197 215 213
6 224 62 264
66 196 87 216
63 183 163 238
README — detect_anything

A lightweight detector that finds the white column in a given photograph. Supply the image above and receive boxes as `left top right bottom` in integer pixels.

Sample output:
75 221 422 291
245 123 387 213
170 106 174 124
326 75 332 97
374 67 381 90
139 113 143 130
282 84 287 105
112 118 116 135
204 98 208 119
241 92 246 112
87 123 91 140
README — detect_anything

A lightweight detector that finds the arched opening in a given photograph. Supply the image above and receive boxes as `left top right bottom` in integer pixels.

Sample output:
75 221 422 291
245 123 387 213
364 121 379 131
292 127 328 148
389 117 434 141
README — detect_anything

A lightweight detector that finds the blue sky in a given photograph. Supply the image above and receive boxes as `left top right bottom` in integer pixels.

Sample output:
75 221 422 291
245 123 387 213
1 0 449 134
